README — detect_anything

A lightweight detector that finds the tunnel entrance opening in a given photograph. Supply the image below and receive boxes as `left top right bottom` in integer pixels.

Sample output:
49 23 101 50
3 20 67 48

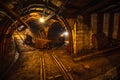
47 22 67 49
10 12 72 51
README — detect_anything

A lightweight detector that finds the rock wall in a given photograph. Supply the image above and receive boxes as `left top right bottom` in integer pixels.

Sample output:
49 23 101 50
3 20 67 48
73 16 93 54
91 64 120 80
0 38 16 77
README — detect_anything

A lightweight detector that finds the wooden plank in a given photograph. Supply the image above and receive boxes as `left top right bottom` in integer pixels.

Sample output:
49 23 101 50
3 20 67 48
91 14 97 34
112 13 119 39
103 13 109 36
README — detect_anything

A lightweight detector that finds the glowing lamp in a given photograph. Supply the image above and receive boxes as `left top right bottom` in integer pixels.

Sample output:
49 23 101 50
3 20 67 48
63 32 68 36
39 17 45 23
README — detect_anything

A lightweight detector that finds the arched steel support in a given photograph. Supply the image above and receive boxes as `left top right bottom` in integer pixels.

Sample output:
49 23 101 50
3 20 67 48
0 2 29 28
58 15 74 54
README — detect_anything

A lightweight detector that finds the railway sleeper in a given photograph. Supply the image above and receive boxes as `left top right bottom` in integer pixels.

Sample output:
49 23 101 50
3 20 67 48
47 74 64 80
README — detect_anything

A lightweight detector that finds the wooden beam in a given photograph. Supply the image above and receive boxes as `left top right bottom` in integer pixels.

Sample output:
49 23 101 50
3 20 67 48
90 0 120 13
75 0 101 14
0 2 29 28
97 3 120 13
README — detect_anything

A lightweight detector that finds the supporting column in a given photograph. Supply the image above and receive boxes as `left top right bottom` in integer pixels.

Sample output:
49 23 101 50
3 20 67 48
91 14 97 34
73 16 92 54
72 22 77 54
112 13 119 39
103 13 109 37
66 18 75 54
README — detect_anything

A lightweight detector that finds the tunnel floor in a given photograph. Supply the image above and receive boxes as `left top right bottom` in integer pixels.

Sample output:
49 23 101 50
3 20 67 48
4 37 120 80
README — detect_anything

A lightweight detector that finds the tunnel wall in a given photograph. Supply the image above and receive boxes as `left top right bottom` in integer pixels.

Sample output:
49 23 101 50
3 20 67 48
0 16 17 77
67 16 93 54
66 13 120 54
91 64 120 80
0 38 16 77
73 16 92 54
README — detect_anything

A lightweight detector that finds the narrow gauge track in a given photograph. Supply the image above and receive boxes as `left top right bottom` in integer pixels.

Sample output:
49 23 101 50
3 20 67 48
50 49 73 80
40 49 74 80
14 33 74 80
40 51 46 80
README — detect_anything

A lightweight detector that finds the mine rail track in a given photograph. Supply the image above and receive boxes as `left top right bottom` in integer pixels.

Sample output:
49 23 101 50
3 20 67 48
40 51 46 80
40 49 74 80
14 35 74 80
50 49 74 80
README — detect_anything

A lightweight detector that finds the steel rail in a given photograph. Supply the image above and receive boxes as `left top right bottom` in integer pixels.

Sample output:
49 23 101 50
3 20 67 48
39 49 74 80
49 49 74 80
40 51 46 80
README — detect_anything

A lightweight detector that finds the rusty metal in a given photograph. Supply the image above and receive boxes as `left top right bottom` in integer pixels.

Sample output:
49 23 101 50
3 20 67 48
59 16 74 54
40 51 46 80
39 49 74 80
0 2 29 28
51 49 74 80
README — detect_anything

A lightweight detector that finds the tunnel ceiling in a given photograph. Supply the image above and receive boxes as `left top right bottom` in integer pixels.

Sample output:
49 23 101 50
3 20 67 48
0 0 120 28
0 0 120 16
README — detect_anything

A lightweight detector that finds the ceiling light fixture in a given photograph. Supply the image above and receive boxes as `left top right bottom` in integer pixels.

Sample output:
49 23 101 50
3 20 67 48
39 16 45 23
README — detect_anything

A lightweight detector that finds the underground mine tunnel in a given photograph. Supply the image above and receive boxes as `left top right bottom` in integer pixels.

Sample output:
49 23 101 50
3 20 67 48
0 0 120 80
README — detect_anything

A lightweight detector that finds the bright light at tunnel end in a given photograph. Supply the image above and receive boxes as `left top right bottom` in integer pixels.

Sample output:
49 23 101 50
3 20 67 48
63 32 68 36
60 32 68 37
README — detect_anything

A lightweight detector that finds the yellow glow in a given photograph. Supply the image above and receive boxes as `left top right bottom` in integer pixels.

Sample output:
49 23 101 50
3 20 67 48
39 17 45 23
61 32 69 37
29 13 39 16
64 32 68 36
